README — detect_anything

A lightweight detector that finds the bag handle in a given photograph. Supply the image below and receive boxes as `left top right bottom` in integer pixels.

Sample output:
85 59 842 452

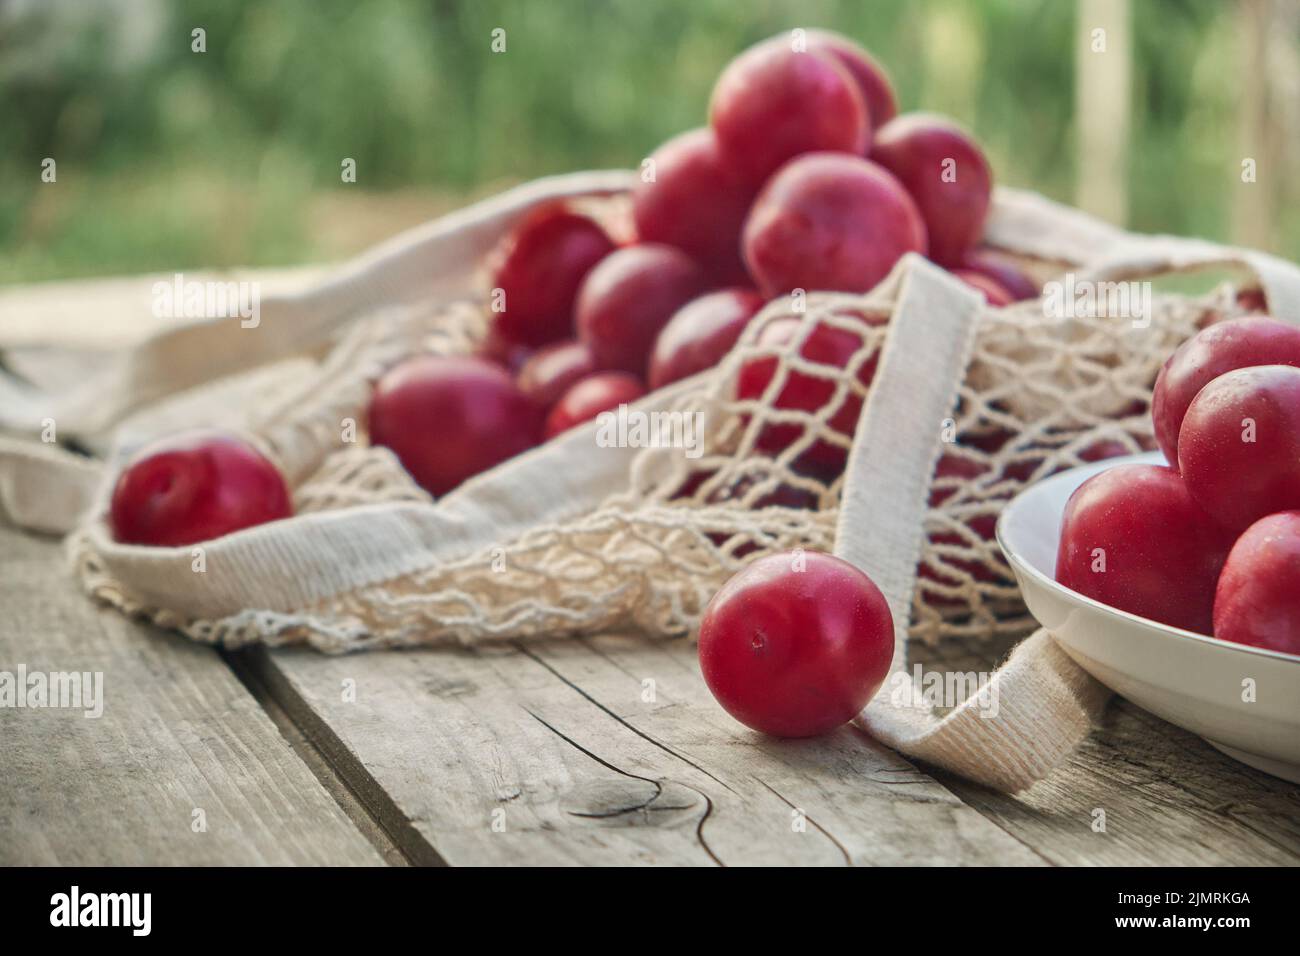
0 170 636 440
982 187 1129 266
0 437 102 535
984 187 1300 325
1071 235 1300 326
835 255 1112 792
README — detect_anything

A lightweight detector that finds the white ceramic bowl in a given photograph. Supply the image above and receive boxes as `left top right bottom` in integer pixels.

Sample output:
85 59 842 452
997 451 1300 783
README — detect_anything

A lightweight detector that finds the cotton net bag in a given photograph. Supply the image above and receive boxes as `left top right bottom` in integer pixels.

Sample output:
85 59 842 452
4 170 1300 793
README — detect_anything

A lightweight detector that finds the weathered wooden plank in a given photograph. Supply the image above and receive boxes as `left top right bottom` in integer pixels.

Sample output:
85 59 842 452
0 527 384 866
249 634 1046 866
914 634 1300 866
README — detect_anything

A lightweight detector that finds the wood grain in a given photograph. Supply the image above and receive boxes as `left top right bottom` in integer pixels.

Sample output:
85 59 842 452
243 635 1045 866
0 527 382 866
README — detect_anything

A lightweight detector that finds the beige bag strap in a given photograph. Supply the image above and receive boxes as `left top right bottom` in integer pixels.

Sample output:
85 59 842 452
1073 236 1300 326
60 369 707 621
0 170 635 440
0 437 102 535
835 255 1112 792
985 187 1300 325
983 187 1129 265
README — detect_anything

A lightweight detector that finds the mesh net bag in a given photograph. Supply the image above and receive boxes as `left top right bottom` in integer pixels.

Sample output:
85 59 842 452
4 172 1300 791
59 232 1249 651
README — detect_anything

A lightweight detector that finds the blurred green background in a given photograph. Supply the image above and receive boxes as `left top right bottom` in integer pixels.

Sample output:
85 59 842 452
2 0 1298 285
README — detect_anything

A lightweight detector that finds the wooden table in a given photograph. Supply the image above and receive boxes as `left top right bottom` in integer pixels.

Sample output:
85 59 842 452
2 274 1298 866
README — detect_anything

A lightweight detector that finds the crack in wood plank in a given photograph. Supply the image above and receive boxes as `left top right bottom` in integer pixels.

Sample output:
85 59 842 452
525 709 723 865
516 642 741 797
755 779 853 866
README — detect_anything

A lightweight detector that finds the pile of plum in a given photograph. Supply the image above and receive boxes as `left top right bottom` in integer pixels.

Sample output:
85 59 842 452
1056 316 1300 655
111 29 1036 547
371 29 1037 499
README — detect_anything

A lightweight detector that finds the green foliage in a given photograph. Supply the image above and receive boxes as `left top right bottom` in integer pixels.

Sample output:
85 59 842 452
0 0 1293 283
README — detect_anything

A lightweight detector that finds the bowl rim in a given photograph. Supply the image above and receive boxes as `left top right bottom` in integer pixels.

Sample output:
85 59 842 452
994 452 1300 667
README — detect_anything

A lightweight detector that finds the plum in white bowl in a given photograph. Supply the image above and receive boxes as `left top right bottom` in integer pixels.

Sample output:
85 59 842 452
997 451 1300 783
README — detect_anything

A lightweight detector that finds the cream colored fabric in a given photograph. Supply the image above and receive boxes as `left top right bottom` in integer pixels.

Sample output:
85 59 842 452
4 175 1300 794
0 437 101 536
861 630 1114 792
